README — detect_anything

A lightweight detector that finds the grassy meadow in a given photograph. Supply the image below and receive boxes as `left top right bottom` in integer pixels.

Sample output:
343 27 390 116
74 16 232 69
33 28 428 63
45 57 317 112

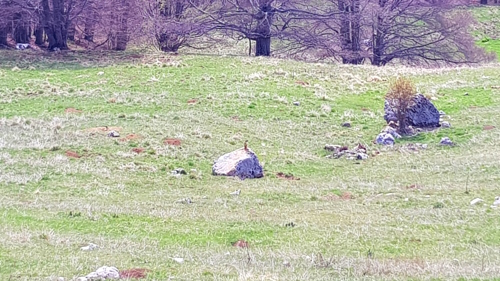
0 47 500 281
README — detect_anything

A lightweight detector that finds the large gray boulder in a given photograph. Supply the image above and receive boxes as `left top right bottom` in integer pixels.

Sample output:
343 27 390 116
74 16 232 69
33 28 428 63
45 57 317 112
212 148 263 179
384 94 440 128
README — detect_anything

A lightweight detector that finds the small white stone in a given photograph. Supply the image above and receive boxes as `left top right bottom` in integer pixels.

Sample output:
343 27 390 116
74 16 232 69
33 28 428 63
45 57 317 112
97 71 104 76
493 196 500 206
293 101 300 106
57 277 65 281
76 277 87 281
172 257 184 263
470 198 483 205
441 121 451 128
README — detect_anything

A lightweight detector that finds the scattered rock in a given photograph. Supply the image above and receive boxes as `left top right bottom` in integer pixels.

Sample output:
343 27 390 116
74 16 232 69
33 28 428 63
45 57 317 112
107 131 120 138
108 98 116 103
439 110 446 116
375 133 395 146
321 104 331 112
492 196 500 207
285 222 296 227
232 240 249 248
119 268 149 279
276 172 300 180
441 121 451 128
464 92 469 96
81 266 119 280
439 137 454 146
381 126 402 139
212 148 264 180
470 198 483 205
131 148 145 154
57 277 65 281
230 189 241 196
164 138 182 146
172 168 187 175
65 150 81 159
176 197 192 204
326 144 368 160
293 101 300 106
64 108 83 114
483 125 495 131
356 153 369 160
324 144 342 151
172 257 184 264
384 94 440 128
341 122 351 128
295 80 309 86
97 71 104 76
80 243 98 251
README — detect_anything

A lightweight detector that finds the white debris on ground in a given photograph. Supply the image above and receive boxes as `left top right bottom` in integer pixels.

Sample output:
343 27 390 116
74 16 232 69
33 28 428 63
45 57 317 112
80 243 98 251
77 266 120 281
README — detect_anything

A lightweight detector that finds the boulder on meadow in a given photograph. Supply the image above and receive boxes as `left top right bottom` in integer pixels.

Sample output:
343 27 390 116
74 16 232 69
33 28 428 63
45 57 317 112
384 94 440 128
376 132 395 146
212 148 263 179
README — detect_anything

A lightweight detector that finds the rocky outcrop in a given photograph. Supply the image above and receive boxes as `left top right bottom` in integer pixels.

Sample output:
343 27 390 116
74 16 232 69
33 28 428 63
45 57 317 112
213 148 263 179
384 94 440 128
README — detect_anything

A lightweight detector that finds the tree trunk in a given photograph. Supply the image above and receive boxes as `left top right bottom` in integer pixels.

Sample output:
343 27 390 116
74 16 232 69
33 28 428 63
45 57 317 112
83 1 96 41
14 13 31 43
339 0 363 64
114 0 129 51
67 21 76 41
41 0 68 50
253 3 273 57
255 38 270 56
0 25 7 46
35 22 45 45
371 0 388 66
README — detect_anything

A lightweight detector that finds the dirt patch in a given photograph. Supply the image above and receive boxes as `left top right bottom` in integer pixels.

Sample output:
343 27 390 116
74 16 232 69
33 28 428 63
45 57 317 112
108 98 117 103
484 125 496 131
164 138 181 146
340 192 353 200
187 99 198 104
65 150 81 158
119 134 142 142
295 81 309 86
276 172 300 180
64 108 82 114
232 240 249 248
131 148 145 154
405 184 422 189
119 268 149 279
85 126 123 134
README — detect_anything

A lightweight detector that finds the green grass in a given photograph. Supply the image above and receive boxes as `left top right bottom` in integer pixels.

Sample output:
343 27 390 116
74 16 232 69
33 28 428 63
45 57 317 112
1 50 500 280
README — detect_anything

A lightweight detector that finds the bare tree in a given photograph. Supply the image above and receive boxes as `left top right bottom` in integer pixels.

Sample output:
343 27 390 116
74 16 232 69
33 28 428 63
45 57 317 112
286 0 493 65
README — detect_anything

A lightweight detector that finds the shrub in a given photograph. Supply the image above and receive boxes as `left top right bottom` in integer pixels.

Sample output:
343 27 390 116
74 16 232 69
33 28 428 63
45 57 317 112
386 77 417 135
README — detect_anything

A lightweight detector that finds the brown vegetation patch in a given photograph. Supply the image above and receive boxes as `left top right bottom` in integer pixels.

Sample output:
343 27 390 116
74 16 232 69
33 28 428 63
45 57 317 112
187 99 198 104
65 150 81 158
164 138 181 146
491 86 500 89
405 184 422 189
108 98 117 103
232 240 249 248
131 148 145 154
119 268 149 279
484 125 496 131
276 172 300 180
340 192 353 200
64 108 83 114
119 134 142 142
295 80 309 86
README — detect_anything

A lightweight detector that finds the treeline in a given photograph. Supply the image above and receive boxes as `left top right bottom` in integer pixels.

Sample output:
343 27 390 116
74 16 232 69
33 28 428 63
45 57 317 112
0 0 494 65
